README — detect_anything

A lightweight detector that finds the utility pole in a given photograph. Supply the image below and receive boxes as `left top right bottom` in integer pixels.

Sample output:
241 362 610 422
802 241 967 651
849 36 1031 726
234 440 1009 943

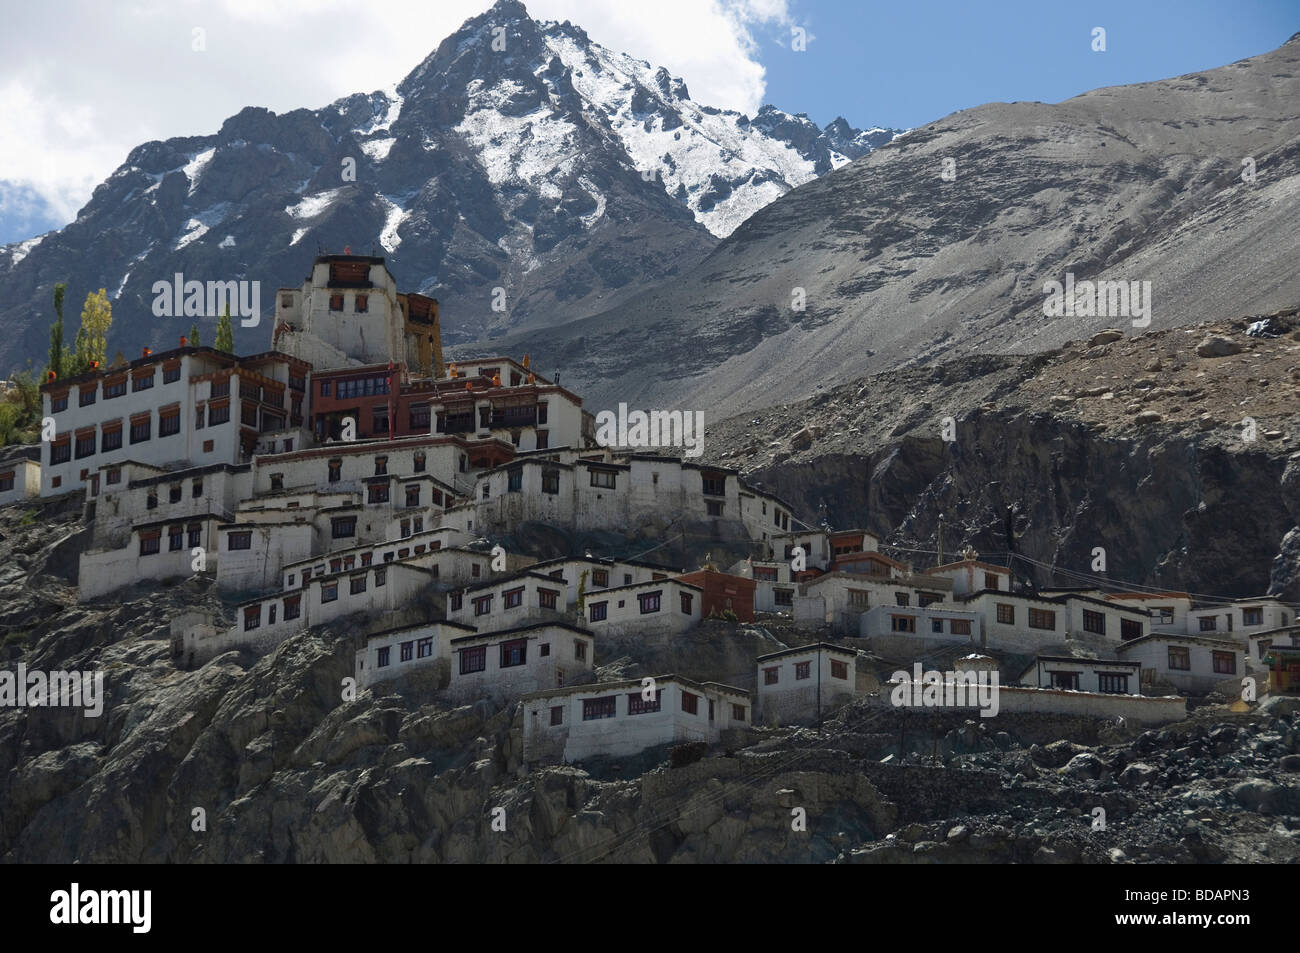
816 643 823 730
937 515 944 565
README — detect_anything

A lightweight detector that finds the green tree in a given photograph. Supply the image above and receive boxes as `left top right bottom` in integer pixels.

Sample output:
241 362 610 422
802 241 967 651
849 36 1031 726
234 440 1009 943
73 288 112 373
188 323 200 348
214 304 234 353
48 282 67 380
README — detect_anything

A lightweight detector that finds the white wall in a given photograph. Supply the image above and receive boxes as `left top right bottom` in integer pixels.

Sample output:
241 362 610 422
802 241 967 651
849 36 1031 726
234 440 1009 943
756 647 857 725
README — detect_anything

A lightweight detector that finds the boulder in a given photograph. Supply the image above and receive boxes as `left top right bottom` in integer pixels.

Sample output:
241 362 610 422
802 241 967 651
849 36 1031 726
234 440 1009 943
1196 335 1242 358
1090 329 1124 346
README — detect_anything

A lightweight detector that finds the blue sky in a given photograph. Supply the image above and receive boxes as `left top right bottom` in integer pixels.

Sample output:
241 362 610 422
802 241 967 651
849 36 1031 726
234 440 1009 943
763 0 1299 130
0 0 1295 247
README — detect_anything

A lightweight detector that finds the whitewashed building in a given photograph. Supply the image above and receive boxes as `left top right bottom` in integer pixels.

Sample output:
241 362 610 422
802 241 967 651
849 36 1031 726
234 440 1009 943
39 345 310 497
355 620 477 689
0 446 40 505
1187 598 1294 639
1017 655 1142 694
447 621 595 704
1117 633 1245 694
860 604 981 645
579 578 703 639
756 643 858 726
521 675 751 764
794 571 953 634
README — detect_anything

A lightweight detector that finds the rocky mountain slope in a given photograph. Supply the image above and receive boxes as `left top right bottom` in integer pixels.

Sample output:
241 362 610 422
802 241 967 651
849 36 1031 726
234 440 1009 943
0 0 897 373
3 491 1298 863
489 32 1300 417
699 311 1300 601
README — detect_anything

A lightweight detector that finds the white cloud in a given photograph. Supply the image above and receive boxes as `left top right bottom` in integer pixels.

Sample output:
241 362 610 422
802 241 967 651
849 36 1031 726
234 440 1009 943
0 0 790 242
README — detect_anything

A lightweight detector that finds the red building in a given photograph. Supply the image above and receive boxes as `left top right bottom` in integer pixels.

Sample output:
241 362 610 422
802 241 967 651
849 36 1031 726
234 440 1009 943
676 568 757 622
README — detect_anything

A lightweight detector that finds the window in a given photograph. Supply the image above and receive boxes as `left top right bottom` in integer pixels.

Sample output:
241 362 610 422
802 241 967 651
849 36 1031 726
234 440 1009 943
582 696 616 720
627 689 662 715
163 365 181 385
361 553 372 567
764 667 779 685
1154 606 1175 625
455 645 485 675
895 592 910 607
503 587 524 609
399 641 413 663
350 575 367 595
367 482 389 504
592 569 609 587
702 474 726 496
507 468 523 493
538 588 558 610
574 640 587 661
210 378 229 398
774 589 793 607
130 417 151 444
680 592 693 614
681 691 699 715
848 589 870 608
831 659 849 680
209 403 230 425
589 601 608 622
203 440 214 452
405 485 420 507
795 661 811 680
705 500 724 517
1051 672 1080 690
319 380 331 396
75 433 95 459
268 605 277 625
1243 607 1264 626
355 294 368 313
891 614 916 633
417 637 433 659
449 592 463 612
322 582 338 603
168 525 183 551
589 468 616 489
101 426 123 452
638 591 661 614
1 471 17 492
283 596 301 620
186 523 202 548
372 456 387 476
996 603 1015 625
228 531 252 551
550 706 564 726
1028 608 1055 630
377 647 390 668
372 407 389 435
133 372 154 392
1098 673 1129 694
139 531 161 556
540 468 560 494
374 567 386 587
473 594 493 616
53 392 72 412
332 516 356 538
329 293 343 311
104 378 127 400
932 619 944 634
1083 610 1106 635
481 483 490 500
1121 618 1142 641
1213 651 1237 674
106 467 121 485
1168 646 1191 670
169 484 182 504
243 606 261 631
951 619 972 636
732 704 747 721
1199 616 1217 632
983 572 1001 590
147 491 157 510
500 639 528 668
79 386 97 407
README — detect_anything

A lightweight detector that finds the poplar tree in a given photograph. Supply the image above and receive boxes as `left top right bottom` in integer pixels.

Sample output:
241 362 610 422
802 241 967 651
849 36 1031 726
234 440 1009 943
215 305 234 353
48 282 66 379
189 323 200 348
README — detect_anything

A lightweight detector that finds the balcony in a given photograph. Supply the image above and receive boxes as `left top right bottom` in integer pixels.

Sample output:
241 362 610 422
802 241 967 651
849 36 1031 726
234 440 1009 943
437 413 476 434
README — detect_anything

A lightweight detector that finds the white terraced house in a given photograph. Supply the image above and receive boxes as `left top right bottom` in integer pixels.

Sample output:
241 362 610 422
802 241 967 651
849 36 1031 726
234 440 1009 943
579 577 703 640
469 453 799 545
447 621 596 704
793 570 954 634
756 643 858 726
1116 633 1245 694
0 446 40 505
39 345 310 497
521 675 751 765
354 620 478 689
1017 655 1142 695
